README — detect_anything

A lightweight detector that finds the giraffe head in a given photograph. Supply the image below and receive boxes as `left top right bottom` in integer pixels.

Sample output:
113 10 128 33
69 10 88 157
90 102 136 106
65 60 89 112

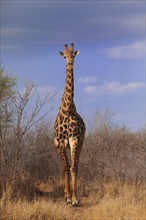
59 43 80 65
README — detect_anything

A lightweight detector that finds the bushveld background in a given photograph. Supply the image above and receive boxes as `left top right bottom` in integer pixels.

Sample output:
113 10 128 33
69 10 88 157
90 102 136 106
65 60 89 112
0 68 145 220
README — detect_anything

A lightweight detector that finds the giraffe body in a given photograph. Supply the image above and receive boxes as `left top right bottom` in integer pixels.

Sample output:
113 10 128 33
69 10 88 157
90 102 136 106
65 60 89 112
54 43 85 206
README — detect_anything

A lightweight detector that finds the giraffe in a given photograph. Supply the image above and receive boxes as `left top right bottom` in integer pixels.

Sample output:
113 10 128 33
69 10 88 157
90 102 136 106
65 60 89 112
54 43 86 207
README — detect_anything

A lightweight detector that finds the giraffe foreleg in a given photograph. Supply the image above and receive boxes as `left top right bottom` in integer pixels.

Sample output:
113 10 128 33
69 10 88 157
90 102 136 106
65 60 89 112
69 137 82 207
59 147 71 204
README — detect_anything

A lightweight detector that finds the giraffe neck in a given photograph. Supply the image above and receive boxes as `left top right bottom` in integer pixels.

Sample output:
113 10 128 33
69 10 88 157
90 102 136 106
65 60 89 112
64 64 74 100
60 64 76 115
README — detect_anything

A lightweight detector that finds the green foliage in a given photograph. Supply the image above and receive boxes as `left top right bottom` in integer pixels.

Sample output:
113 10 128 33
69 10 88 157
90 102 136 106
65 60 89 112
0 67 16 131
0 67 16 100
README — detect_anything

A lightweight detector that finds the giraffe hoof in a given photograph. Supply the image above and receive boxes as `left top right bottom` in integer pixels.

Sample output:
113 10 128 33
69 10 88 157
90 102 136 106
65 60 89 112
66 198 72 204
72 200 78 207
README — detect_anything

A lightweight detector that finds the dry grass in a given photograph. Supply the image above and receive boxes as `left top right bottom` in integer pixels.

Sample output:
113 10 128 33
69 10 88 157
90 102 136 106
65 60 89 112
82 182 145 220
0 180 145 220
0 198 72 220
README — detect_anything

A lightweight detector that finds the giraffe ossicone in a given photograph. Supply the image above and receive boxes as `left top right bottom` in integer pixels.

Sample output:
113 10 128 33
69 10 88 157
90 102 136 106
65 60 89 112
54 43 86 207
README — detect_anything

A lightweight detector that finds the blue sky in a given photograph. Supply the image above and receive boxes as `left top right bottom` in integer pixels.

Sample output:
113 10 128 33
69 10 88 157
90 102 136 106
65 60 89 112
1 0 145 131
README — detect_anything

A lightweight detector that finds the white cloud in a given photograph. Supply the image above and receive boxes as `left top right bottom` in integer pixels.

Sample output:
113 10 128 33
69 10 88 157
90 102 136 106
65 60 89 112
84 81 145 96
106 41 145 59
78 76 97 84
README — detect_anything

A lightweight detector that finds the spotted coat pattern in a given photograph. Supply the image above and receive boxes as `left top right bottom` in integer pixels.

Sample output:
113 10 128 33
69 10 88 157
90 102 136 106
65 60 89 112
54 43 85 206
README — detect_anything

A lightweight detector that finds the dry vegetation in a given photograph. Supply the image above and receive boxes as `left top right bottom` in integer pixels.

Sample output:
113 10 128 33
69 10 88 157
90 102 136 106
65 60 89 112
0 75 146 219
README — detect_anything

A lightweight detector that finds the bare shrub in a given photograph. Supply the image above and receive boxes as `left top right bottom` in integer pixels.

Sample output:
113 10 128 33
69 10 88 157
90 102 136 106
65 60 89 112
0 81 57 197
79 110 146 197
24 121 62 182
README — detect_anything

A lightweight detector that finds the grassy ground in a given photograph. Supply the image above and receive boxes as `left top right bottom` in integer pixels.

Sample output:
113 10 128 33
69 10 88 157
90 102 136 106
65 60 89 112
0 180 145 220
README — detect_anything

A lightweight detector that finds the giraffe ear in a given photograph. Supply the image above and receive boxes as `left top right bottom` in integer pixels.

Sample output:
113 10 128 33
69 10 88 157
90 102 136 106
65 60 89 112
59 52 64 56
74 50 80 56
